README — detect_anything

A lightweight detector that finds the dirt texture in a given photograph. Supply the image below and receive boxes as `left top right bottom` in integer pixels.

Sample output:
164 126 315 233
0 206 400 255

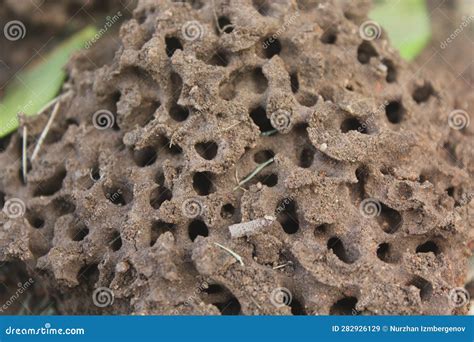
0 0 472 315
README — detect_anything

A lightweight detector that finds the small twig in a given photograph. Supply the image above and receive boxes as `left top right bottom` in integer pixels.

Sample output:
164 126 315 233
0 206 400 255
273 261 293 270
211 0 235 34
221 121 241 132
250 296 262 310
233 157 274 191
213 242 244 266
22 126 28 184
229 216 275 238
261 129 278 136
35 95 60 117
31 101 61 161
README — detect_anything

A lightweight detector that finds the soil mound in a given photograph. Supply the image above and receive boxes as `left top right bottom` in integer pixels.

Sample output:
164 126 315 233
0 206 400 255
0 0 472 315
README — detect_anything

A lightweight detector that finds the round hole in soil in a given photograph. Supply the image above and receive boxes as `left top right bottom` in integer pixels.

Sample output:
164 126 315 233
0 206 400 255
385 101 405 124
254 149 275 163
220 203 235 219
415 241 439 255
330 297 359 315
149 186 172 209
217 16 234 33
71 223 89 242
27 214 45 229
262 37 281 59
340 117 368 134
169 104 189 122
133 146 157 167
109 230 122 251
320 28 337 44
192 172 216 195
195 141 218 160
104 184 133 206
188 219 209 241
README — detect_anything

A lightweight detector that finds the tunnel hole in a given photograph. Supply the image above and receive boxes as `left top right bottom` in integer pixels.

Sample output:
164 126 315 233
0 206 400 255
276 198 300 234
382 58 397 83
340 117 368 134
290 298 307 315
290 72 299 93
217 16 234 34
165 36 183 57
0 134 12 153
407 276 433 302
78 264 99 286
327 237 357 264
357 41 378 64
220 203 235 219
26 212 45 229
33 169 67 197
377 204 402 234
0 191 5 209
250 106 273 132
254 149 275 164
188 219 209 241
70 223 89 242
133 146 157 167
104 183 133 206
206 50 229 67
150 221 175 246
416 241 440 255
376 242 398 263
413 82 435 104
320 28 337 44
299 146 315 168
149 186 172 209
385 101 405 124
52 196 76 216
257 173 278 187
90 165 101 182
195 141 218 160
262 36 282 59
253 0 270 15
169 104 189 122
109 230 122 251
314 223 330 237
192 172 216 195
330 297 359 315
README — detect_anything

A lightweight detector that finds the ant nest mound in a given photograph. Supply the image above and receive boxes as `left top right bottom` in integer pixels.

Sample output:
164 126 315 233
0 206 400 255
0 0 472 315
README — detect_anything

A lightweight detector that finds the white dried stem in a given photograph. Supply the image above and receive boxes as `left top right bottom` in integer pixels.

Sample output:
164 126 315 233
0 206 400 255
229 215 275 238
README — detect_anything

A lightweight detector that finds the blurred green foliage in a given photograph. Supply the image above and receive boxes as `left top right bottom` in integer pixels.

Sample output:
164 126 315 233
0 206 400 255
371 0 431 60
0 26 97 137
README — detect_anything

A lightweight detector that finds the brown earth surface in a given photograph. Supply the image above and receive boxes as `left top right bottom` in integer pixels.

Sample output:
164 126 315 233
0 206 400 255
0 0 472 315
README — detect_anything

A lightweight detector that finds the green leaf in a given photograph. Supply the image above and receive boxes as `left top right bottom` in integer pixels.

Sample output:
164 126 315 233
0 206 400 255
370 0 431 61
0 26 97 137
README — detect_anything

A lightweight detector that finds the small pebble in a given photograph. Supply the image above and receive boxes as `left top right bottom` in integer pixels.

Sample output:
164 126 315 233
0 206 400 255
320 143 327 151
